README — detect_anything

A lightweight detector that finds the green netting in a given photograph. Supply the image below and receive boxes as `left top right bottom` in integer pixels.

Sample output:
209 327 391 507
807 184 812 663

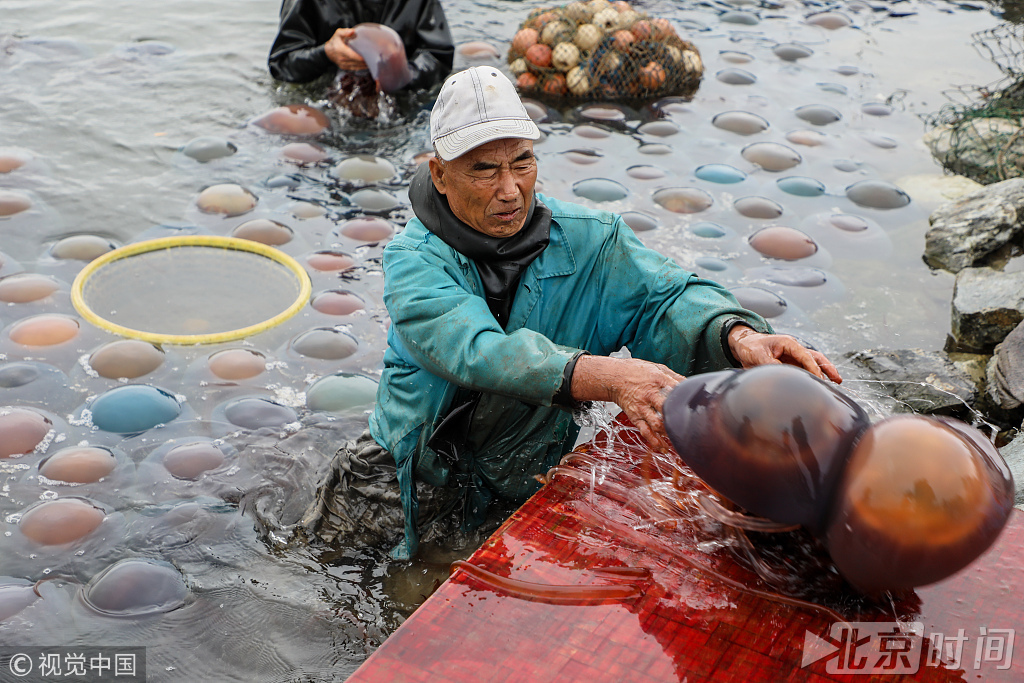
924 23 1024 184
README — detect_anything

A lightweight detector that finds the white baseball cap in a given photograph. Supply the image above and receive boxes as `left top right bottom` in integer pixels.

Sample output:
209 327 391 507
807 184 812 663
430 66 541 161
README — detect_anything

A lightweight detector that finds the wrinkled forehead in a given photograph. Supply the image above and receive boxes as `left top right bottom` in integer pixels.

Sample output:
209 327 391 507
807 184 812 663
447 137 536 168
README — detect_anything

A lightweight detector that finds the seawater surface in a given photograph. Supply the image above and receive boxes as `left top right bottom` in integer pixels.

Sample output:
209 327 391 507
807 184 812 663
0 0 1012 679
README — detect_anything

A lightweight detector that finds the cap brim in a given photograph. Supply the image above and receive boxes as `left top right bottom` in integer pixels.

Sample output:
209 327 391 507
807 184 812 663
433 117 541 161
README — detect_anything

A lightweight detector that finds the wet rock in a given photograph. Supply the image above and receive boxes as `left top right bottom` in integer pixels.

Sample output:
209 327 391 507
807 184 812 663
951 267 1024 351
997 434 1024 509
925 178 1024 272
896 173 983 214
987 320 1024 409
844 348 978 415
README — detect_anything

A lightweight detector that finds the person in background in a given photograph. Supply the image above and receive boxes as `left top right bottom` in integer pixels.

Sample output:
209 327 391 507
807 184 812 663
303 66 842 560
268 0 454 115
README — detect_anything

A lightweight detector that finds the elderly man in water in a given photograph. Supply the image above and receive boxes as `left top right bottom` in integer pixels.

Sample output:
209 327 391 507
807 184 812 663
304 66 841 560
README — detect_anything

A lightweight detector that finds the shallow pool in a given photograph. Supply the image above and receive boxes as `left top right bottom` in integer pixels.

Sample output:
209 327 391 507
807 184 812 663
0 0 1013 679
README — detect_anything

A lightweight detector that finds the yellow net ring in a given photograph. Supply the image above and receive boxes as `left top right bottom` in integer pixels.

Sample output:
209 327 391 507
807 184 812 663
72 235 312 345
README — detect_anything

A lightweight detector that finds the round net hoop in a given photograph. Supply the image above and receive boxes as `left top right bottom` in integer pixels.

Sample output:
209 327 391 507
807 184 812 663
71 236 312 345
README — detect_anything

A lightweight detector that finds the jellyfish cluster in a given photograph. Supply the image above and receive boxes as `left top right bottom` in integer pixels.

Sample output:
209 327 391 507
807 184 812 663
663 365 1014 594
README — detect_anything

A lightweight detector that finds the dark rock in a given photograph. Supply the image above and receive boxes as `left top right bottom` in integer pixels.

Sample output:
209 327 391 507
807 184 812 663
844 348 977 416
924 177 1024 273
951 267 1024 351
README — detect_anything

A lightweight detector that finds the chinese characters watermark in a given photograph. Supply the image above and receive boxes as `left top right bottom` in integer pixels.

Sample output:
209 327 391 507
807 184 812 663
0 647 145 682
802 622 1015 675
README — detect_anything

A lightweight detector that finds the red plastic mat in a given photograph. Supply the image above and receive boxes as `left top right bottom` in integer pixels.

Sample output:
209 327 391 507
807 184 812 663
349 419 1023 682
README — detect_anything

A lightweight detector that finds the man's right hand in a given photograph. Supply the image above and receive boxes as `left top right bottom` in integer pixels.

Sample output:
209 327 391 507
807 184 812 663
325 29 368 71
570 355 684 454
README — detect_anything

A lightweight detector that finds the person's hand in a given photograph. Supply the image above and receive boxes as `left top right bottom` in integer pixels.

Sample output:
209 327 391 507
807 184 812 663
571 355 684 453
325 29 368 71
727 325 842 384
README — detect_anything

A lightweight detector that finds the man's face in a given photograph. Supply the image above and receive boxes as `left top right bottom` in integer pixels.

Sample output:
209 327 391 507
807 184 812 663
428 138 538 239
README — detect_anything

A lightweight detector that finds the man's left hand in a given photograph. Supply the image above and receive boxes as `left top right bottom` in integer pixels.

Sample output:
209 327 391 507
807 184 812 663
325 29 369 71
727 325 842 384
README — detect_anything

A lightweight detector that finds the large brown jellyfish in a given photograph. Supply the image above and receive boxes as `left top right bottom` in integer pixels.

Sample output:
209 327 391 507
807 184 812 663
663 364 1014 594
347 23 412 93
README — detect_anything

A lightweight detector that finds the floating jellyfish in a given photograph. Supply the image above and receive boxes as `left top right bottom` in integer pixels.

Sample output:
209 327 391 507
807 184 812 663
291 328 359 360
289 201 326 219
181 136 237 162
39 446 116 484
786 130 826 147
458 41 500 60
306 250 355 273
221 397 298 430
741 142 801 171
49 234 117 261
721 10 759 25
335 155 397 182
795 105 842 126
561 149 603 165
9 314 80 346
89 385 182 434
728 286 788 318
573 124 612 139
0 149 32 174
748 226 818 260
0 582 39 621
845 180 911 209
0 364 41 389
338 217 395 242
207 349 267 381
806 11 852 29
712 111 769 136
826 415 1013 593
0 190 32 217
719 51 753 64
690 222 731 239
231 219 294 246
638 143 672 155
80 559 187 617
88 340 165 380
653 187 713 214
734 196 783 219
774 43 813 61
0 273 60 303
777 176 826 197
196 184 257 217
636 120 679 137
349 189 401 213
280 142 329 165
348 23 412 93
626 165 666 180
576 105 629 124
19 498 106 545
306 373 378 413
252 104 330 136
0 407 53 458
663 365 1015 594
716 68 757 85
573 178 628 202
162 441 226 480
863 134 898 149
311 290 365 316
619 212 659 232
695 164 746 184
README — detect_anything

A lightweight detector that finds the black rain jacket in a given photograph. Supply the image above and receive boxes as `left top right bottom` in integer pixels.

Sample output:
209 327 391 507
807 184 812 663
268 0 454 89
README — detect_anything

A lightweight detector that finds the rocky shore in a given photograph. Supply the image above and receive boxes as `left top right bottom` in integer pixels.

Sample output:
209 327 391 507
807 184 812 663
846 176 1024 508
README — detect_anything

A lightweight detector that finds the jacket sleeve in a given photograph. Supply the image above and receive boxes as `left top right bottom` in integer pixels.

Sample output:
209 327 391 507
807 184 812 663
268 0 341 83
584 216 773 374
383 242 579 407
382 0 453 91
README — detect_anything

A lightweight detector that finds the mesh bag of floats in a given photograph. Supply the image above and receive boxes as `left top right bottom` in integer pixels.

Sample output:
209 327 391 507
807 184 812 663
924 23 1024 184
506 0 704 102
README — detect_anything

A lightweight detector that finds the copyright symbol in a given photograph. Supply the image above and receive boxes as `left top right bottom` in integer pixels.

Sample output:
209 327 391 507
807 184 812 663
9 652 32 676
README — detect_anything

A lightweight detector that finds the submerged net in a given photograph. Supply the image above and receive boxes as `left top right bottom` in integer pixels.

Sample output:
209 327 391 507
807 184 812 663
73 237 311 344
506 0 704 103
924 23 1024 184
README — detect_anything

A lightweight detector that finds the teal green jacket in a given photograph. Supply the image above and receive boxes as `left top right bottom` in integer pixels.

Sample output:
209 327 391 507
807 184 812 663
368 193 770 559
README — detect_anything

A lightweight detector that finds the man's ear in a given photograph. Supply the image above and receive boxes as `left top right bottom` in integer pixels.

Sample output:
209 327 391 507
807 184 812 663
428 156 447 195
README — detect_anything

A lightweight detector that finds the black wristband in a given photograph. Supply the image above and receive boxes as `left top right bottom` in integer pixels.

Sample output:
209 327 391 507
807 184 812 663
721 317 750 368
552 350 588 407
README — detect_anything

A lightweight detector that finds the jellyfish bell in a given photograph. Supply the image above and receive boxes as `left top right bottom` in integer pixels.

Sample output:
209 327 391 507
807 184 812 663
825 414 1014 594
348 23 412 94
18 498 106 545
39 445 117 484
0 407 54 458
80 558 188 617
663 365 869 532
251 104 330 136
